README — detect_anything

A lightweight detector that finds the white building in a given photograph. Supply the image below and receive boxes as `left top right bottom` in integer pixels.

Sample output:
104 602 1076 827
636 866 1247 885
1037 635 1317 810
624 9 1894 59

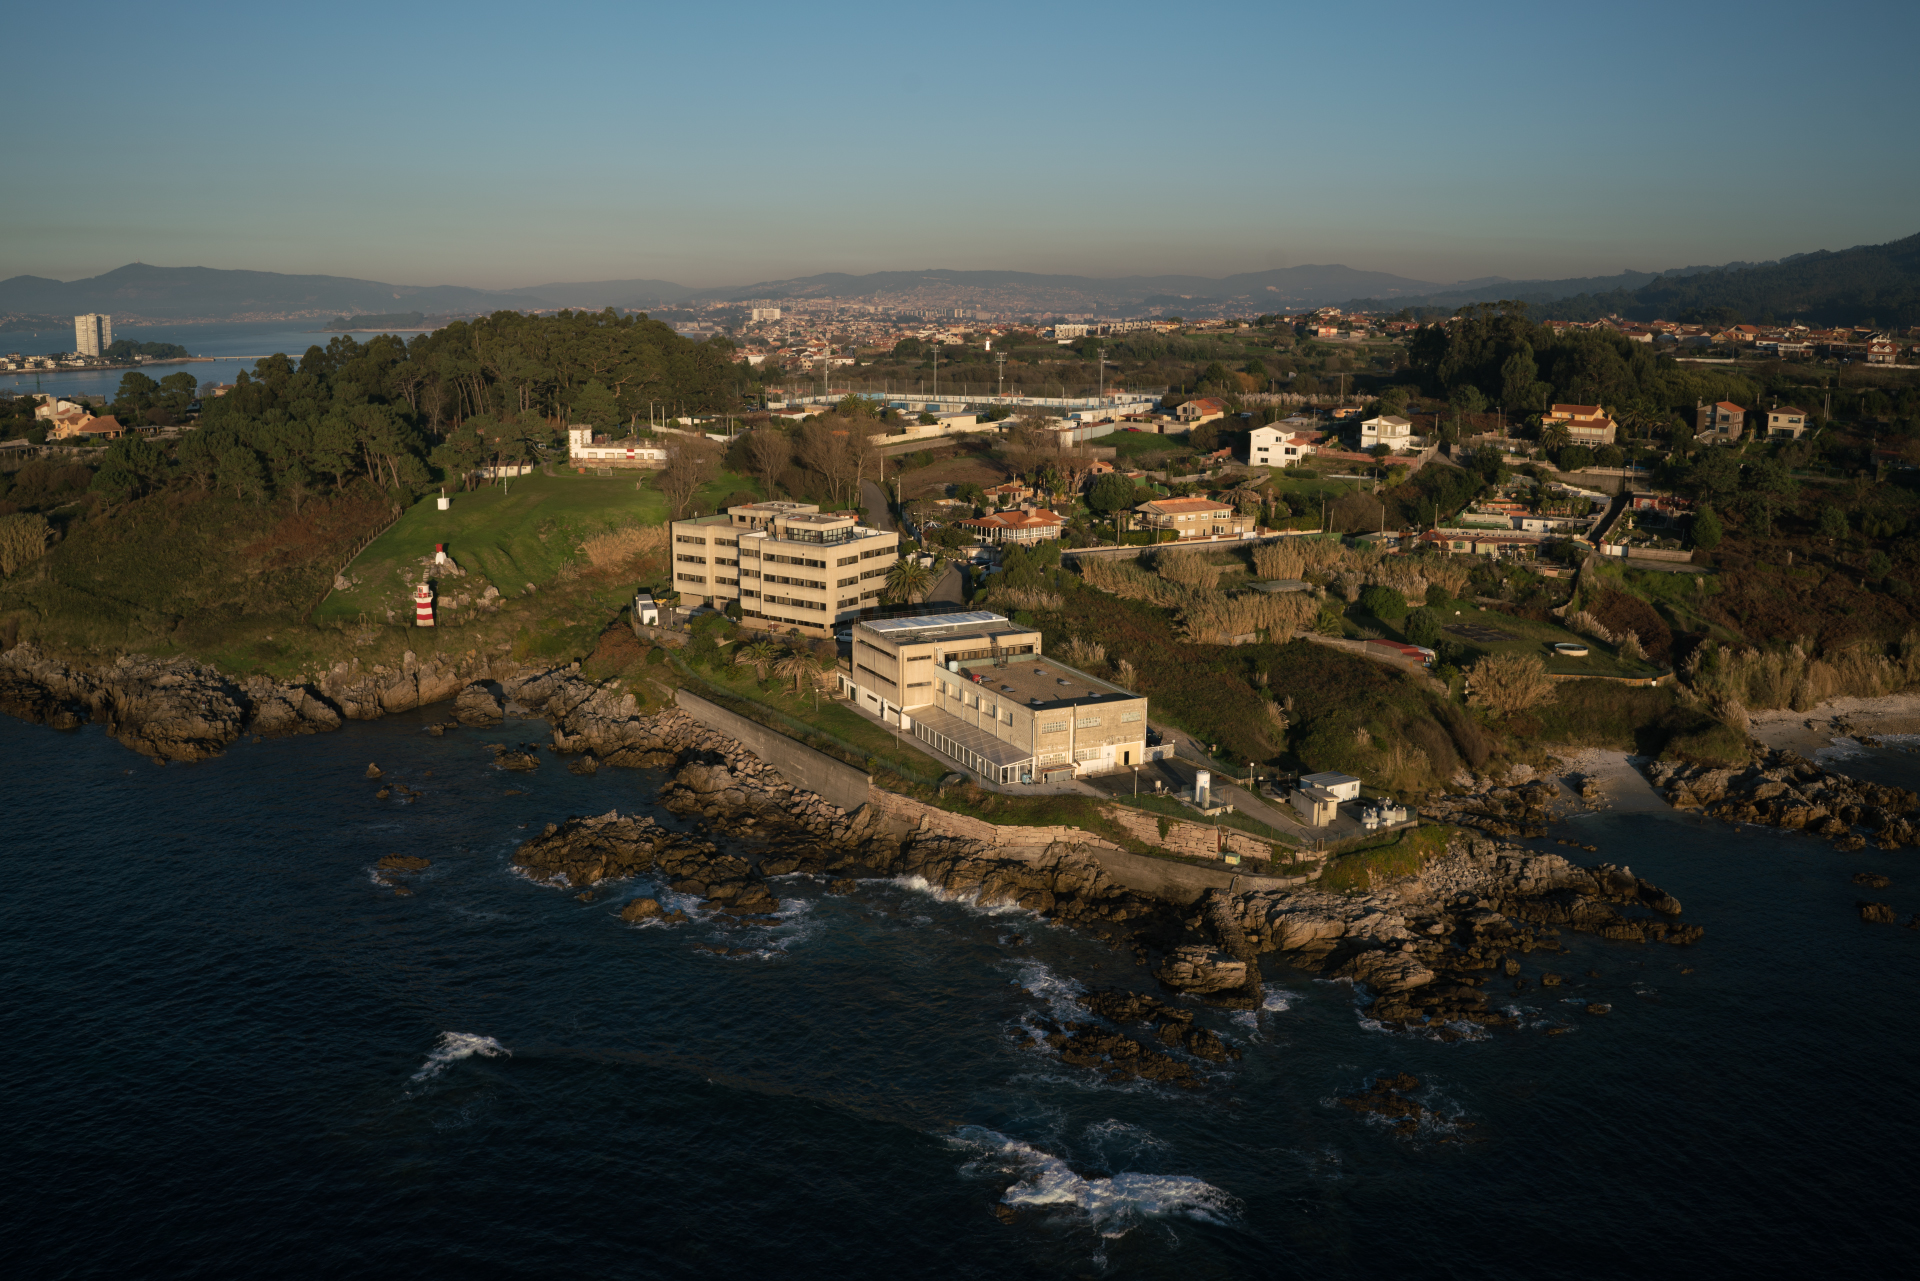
74 314 112 358
567 426 668 468
748 307 782 322
1359 415 1413 450
1248 424 1320 466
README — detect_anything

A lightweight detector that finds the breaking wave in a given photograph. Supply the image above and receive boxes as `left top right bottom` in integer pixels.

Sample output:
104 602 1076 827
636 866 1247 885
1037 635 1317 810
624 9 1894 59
948 1126 1236 1237
410 1032 511 1084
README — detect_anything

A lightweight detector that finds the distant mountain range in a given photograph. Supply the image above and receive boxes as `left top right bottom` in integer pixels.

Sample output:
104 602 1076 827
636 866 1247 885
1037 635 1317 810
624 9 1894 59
1342 232 1920 327
3 234 1914 326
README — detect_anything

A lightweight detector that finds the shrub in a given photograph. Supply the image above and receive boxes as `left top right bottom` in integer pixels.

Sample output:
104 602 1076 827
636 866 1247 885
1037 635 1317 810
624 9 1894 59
1359 584 1407 621
0 512 50 576
1405 607 1442 647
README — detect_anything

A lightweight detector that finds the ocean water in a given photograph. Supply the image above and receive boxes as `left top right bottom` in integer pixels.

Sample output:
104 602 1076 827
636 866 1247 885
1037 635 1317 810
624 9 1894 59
3 709 1918 1278
3 321 425 401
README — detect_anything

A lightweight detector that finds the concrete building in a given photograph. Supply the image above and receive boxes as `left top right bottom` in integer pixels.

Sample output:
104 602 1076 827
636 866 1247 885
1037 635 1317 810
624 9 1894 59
670 500 898 637
1359 414 1414 450
748 307 782 322
839 610 1147 783
73 314 112 358
567 426 668 468
1133 496 1254 540
1765 406 1811 440
1695 399 1747 444
1248 424 1319 466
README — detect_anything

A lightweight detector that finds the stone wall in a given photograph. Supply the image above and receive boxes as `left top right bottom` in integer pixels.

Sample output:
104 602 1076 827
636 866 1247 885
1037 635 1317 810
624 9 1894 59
673 689 872 814
1100 804 1283 863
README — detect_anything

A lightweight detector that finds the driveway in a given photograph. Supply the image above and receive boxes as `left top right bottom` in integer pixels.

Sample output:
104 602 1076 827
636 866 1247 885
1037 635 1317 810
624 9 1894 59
861 479 897 531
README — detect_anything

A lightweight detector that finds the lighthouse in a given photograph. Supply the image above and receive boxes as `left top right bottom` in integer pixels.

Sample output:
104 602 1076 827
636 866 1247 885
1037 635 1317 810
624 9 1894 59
413 580 435 627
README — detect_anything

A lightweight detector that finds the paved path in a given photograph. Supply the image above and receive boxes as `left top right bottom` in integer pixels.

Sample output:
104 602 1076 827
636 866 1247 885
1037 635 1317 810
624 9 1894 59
927 562 966 605
860 479 897 532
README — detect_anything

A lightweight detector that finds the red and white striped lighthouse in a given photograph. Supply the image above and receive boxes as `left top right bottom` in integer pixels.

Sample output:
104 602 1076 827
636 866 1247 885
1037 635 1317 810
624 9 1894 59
413 580 435 627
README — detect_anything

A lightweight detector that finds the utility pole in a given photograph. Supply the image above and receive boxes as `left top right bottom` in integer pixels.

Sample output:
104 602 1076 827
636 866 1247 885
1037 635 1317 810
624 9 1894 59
995 350 1005 398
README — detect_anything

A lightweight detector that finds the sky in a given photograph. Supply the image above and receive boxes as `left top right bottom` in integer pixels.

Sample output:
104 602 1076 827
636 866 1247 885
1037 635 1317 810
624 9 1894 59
4 0 1917 291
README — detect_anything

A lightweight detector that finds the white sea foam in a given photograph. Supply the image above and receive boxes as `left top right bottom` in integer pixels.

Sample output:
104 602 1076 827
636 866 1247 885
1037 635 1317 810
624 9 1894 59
888 873 1038 919
948 1126 1236 1237
1232 986 1298 1034
410 1031 510 1083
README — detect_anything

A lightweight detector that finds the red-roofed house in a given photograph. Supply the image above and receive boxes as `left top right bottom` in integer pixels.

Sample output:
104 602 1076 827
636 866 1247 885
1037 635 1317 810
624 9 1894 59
51 413 126 441
1695 399 1747 444
961 508 1066 544
1175 397 1227 424
1544 403 1618 446
1765 406 1811 440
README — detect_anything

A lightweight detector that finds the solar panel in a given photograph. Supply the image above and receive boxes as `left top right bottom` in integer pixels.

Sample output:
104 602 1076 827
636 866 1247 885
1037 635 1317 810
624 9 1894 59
864 611 1006 634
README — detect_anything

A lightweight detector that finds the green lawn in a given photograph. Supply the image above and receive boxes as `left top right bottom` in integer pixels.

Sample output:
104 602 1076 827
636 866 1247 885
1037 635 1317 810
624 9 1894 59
317 468 756 623
1362 603 1665 679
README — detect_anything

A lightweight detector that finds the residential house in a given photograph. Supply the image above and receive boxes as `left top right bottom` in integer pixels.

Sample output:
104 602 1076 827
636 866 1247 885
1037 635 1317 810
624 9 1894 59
1175 397 1228 424
838 611 1147 783
1359 414 1414 451
50 413 125 441
1765 406 1811 440
1247 424 1319 466
1544 403 1618 446
960 508 1066 544
1132 496 1255 540
983 481 1034 505
1868 336 1899 365
1420 529 1540 560
668 500 899 638
1695 400 1747 444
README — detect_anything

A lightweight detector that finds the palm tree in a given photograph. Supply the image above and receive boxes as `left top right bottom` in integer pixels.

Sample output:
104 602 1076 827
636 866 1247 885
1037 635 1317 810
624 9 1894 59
885 556 933 604
734 639 780 680
773 649 815 694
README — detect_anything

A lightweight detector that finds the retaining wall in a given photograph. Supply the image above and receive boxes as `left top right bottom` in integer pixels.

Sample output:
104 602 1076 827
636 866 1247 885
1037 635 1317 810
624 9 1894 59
673 689 872 814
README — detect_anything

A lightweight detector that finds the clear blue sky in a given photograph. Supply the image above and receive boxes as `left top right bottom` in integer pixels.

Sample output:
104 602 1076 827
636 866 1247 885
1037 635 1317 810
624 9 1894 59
5 0 1916 289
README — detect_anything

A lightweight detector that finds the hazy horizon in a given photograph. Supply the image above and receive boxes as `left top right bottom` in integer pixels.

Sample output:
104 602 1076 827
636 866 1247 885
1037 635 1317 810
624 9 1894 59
5 0 1915 291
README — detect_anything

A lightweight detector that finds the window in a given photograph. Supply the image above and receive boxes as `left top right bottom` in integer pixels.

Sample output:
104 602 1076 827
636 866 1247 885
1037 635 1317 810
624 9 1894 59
861 546 892 560
1120 711 1142 723
837 555 859 566
675 554 707 565
1041 720 1068 734
861 566 889 580
677 573 706 585
837 576 859 588
906 681 931 689
1076 716 1102 728
1073 746 1103 761
675 535 706 545
716 538 738 547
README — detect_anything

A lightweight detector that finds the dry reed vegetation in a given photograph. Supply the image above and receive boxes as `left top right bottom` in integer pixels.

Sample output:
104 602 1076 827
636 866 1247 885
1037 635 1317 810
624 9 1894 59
1683 634 1920 713
1078 553 1317 644
0 513 50 577
579 523 668 569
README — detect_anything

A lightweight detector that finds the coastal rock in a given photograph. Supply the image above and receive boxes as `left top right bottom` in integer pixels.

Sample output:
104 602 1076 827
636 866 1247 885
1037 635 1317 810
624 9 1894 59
494 744 541 771
376 854 431 872
1858 901 1899 924
620 897 663 922
1341 949 1436 994
1153 946 1249 996
513 809 718 886
1338 1073 1470 1139
454 683 504 727
1852 872 1891 889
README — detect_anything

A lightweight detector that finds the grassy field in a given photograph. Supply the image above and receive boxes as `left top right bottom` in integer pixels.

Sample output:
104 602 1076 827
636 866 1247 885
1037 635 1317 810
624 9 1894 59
1356 601 1665 680
317 468 755 624
1317 823 1456 893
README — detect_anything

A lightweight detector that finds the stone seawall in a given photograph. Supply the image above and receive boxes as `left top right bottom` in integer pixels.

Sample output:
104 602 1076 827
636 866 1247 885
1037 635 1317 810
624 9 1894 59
673 688 872 814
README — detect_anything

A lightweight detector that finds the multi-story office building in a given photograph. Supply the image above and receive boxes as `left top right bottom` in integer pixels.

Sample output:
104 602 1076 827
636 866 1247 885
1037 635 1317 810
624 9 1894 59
840 611 1147 784
74 314 112 357
669 500 897 637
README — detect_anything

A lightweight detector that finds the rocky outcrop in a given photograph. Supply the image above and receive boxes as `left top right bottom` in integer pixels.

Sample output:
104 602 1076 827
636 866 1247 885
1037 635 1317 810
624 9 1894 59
1339 1072 1471 1140
1421 779 1562 839
454 682 503 726
1646 752 1919 848
1153 946 1250 998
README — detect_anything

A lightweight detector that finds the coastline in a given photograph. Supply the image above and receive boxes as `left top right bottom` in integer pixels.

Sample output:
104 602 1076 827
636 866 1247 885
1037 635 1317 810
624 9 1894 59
1747 693 1920 757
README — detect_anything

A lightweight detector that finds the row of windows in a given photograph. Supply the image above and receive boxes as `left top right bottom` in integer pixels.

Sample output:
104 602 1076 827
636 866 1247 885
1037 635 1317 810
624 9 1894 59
837 575 859 588
675 554 706 565
675 535 706 546
765 595 827 612
765 552 827 570
861 566 889 580
1076 716 1102 728
677 573 706 585
861 546 892 560
765 574 825 590
856 664 896 688
837 554 860 567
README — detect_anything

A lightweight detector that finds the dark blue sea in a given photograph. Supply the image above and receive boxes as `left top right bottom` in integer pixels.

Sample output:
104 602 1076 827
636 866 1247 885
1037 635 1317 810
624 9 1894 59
4 710 1918 1279
3 322 425 401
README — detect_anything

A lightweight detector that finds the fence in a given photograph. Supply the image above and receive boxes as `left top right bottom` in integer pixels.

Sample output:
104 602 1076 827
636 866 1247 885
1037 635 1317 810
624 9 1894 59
307 504 405 620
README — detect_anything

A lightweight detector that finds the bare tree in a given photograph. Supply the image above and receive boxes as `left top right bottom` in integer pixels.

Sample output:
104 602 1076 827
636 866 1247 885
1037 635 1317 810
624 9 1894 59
658 437 720 518
746 428 791 498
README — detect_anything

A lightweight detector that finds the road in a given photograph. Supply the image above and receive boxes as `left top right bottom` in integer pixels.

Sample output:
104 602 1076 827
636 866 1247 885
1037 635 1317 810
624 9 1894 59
860 479 897 531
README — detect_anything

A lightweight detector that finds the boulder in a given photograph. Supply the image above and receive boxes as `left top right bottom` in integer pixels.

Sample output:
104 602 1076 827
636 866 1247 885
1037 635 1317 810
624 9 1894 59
454 683 504 727
1153 946 1249 996
1858 901 1899 925
620 897 663 923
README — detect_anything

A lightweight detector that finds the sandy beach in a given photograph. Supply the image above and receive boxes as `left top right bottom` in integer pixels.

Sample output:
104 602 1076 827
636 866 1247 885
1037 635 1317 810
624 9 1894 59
1747 693 1920 757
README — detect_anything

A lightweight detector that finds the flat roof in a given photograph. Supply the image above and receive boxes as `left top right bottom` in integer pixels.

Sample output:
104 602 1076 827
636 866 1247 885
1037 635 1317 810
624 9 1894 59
1301 771 1360 788
954 653 1133 708
864 611 1006 635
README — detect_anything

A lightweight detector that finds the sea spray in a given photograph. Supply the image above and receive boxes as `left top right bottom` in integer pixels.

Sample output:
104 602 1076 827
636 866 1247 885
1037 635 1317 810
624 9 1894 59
410 1032 511 1084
